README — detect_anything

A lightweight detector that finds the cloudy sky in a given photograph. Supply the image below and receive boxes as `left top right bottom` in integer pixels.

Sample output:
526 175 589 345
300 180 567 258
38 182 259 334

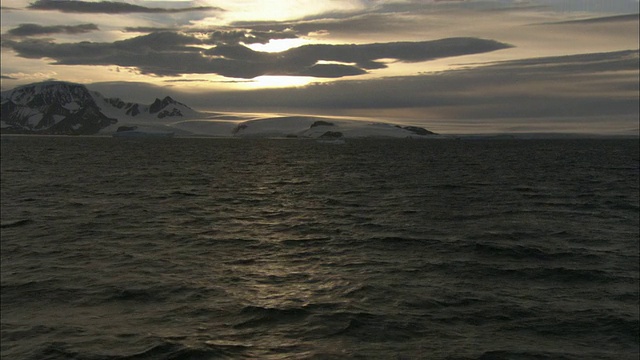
1 0 638 134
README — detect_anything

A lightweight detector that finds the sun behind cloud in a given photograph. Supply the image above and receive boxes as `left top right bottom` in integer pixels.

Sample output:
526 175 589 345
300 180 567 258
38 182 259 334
246 38 309 53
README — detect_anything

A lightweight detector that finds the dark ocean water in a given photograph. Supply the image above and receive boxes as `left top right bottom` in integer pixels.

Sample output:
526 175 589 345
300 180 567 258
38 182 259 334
1 136 638 360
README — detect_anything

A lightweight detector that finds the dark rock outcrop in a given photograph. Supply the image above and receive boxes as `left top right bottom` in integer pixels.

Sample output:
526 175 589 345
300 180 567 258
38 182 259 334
117 126 138 132
403 126 435 136
157 108 183 118
232 124 248 134
310 120 335 128
125 104 140 116
149 96 190 116
320 131 343 138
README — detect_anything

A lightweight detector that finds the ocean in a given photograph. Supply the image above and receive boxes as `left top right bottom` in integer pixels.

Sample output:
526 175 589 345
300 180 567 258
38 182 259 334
1 136 638 360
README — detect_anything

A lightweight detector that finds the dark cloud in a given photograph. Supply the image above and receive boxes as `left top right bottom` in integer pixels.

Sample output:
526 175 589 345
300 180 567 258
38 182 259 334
27 0 223 14
376 0 640 13
295 0 528 23
231 13 414 37
113 31 199 51
202 30 298 45
204 38 512 77
537 13 640 25
3 32 512 78
1 75 19 80
532 0 640 13
8 23 99 36
123 27 177 33
477 50 640 74
291 38 512 65
290 13 423 38
123 28 297 45
300 63 367 77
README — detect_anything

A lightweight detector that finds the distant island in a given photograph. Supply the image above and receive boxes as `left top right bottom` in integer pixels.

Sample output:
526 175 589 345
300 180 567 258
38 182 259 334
0 81 437 138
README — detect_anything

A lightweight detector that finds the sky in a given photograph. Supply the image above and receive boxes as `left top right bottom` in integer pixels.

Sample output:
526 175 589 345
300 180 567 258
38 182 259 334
1 0 638 134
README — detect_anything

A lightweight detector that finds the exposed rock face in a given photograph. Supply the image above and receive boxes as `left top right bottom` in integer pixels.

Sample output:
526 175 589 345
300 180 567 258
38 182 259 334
401 126 435 136
0 81 117 135
102 97 141 116
232 124 248 134
320 131 343 138
1 81 201 134
157 108 183 118
310 120 335 128
116 126 138 132
126 104 140 117
150 96 179 114
100 94 194 119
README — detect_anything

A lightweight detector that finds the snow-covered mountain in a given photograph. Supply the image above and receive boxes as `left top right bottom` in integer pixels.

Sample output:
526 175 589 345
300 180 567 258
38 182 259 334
0 81 200 135
1 81 117 134
94 93 200 121
170 116 438 139
1 81 438 138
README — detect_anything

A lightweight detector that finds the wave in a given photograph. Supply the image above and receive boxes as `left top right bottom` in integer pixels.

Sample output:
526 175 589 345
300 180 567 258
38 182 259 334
19 340 241 360
2 138 638 360
232 305 311 329
489 266 624 283
0 219 33 228
470 350 583 360
467 242 590 261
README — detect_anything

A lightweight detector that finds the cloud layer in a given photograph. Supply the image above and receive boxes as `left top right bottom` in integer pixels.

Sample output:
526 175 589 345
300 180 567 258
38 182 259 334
27 0 223 14
8 23 99 36
156 49 638 119
3 32 512 78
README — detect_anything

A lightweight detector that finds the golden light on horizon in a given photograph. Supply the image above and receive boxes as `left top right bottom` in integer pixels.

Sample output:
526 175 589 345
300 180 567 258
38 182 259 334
248 75 319 88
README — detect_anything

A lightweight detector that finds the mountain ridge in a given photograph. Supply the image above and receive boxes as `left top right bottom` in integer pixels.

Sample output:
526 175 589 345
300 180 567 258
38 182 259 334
1 81 438 138
1 81 198 135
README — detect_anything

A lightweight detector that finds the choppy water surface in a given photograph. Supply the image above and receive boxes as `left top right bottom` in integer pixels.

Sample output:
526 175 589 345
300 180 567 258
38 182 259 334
1 136 638 359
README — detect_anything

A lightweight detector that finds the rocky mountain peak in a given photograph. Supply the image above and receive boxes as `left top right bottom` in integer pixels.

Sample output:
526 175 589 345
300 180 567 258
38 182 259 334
3 81 95 108
1 81 116 134
1 81 201 134
150 96 179 114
